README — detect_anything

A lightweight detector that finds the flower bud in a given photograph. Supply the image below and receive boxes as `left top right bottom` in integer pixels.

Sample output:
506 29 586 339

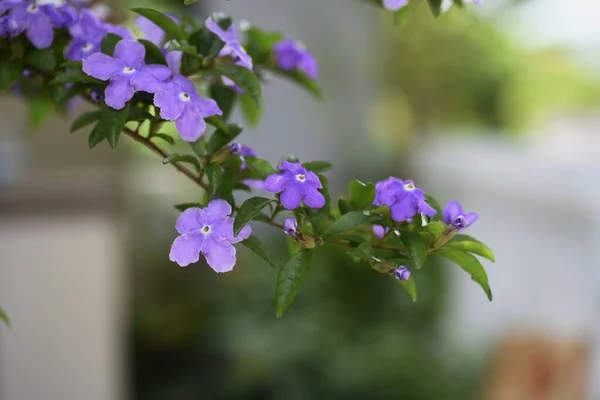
394 266 411 281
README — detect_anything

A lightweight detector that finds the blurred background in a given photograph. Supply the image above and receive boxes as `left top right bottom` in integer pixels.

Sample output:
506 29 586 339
2 0 600 399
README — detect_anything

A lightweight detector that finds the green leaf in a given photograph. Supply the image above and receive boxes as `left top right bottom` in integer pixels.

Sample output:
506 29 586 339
54 82 87 107
275 250 313 318
207 124 243 155
101 33 123 56
138 39 168 65
127 105 154 122
234 197 274 236
396 277 417 302
59 60 82 69
436 249 493 301
302 161 333 174
234 182 252 192
400 230 427 269
184 0 198 4
242 236 276 268
205 162 222 198
70 110 102 133
349 179 376 209
393 5 411 25
427 0 443 17
338 197 354 215
425 194 443 221
244 157 275 179
245 27 284 64
0 61 22 90
446 234 495 262
151 133 175 146
0 307 11 329
50 68 100 85
322 211 373 239
131 8 184 41
25 49 56 72
239 91 262 127
163 153 201 172
214 64 262 106
272 69 322 98
210 84 237 121
307 174 331 236
174 202 205 211
90 103 130 149
215 155 241 205
345 242 374 261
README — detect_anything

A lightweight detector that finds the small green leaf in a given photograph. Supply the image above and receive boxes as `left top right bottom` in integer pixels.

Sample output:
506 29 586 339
234 197 274 236
427 0 443 17
0 307 11 329
214 64 262 106
54 82 87 107
151 133 175 146
127 105 154 122
322 211 374 239
446 235 495 262
425 194 443 221
275 250 313 318
138 39 168 65
349 179 376 209
59 60 82 69
239 91 262 127
338 197 354 215
50 68 100 85
0 61 22 90
88 127 106 148
345 242 374 261
205 162 222 198
25 49 56 72
396 277 417 302
242 235 276 268
131 8 184 41
163 153 201 172
90 103 130 149
101 33 123 56
207 124 243 155
244 157 275 179
70 110 102 133
210 84 237 121
436 249 492 301
272 69 322 98
215 155 241 205
234 182 252 192
174 202 205 211
400 230 427 269
302 161 333 174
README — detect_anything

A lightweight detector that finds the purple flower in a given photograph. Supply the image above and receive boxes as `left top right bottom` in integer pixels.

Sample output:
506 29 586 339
169 199 251 272
273 39 318 80
264 161 325 210
82 39 171 110
394 266 411 281
282 217 298 237
243 179 264 190
443 200 478 230
135 14 178 46
0 0 62 48
383 0 409 11
373 225 389 239
230 142 257 169
374 177 437 222
206 18 253 70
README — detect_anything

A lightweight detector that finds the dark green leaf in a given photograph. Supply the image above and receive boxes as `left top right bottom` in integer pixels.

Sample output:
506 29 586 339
131 8 184 41
245 27 284 64
345 242 374 261
50 68 100 85
174 202 205 211
151 133 175 146
400 231 427 269
234 196 274 236
436 249 492 300
0 307 11 329
244 157 275 179
425 194 443 221
90 103 130 149
396 277 417 302
127 105 153 122
427 0 443 17
275 250 313 318
338 197 354 215
59 60 82 69
322 211 373 239
101 33 123 56
0 61 22 90
349 179 376 209
446 234 495 262
242 236 275 268
54 82 87 107
205 162 222 198
214 64 262 106
138 39 168 65
234 182 252 192
207 124 243 155
88 127 106 148
239 91 262 127
70 110 102 133
302 161 333 174
25 49 56 72
272 69 322 98
210 84 237 121
215 155 241 205
163 153 201 172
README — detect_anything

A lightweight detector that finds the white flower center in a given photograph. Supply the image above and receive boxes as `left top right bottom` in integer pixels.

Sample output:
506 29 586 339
295 174 306 182
82 43 94 53
26 4 39 13
122 67 135 74
179 92 191 102
403 183 415 191
201 225 211 235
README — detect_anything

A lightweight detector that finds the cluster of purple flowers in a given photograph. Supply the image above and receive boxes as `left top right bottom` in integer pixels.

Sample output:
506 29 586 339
273 39 318 79
374 177 437 222
264 161 325 210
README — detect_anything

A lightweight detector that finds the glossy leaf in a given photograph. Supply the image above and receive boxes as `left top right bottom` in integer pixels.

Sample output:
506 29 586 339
207 124 243 154
234 197 274 236
138 39 168 65
446 234 495 262
345 242 374 261
101 33 122 56
239 91 262 127
205 162 222 198
338 197 354 215
275 250 313 318
70 110 102 133
349 179 376 209
214 64 262 106
400 230 427 269
151 133 175 146
436 249 493 301
127 106 153 122
396 277 417 302
163 153 201 172
302 161 333 174
91 103 130 149
210 84 237 121
322 211 373 239
25 49 56 72
242 235 276 268
131 8 184 41
245 157 275 179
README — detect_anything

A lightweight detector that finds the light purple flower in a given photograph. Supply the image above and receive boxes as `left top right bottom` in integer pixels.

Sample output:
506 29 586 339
230 142 257 169
373 225 389 239
264 161 325 210
82 39 171 110
282 217 298 237
206 18 253 70
383 0 409 11
0 0 62 48
169 199 251 272
67 10 132 61
273 39 318 79
374 177 437 222
135 14 178 46
394 266 411 281
243 179 264 190
443 200 478 230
